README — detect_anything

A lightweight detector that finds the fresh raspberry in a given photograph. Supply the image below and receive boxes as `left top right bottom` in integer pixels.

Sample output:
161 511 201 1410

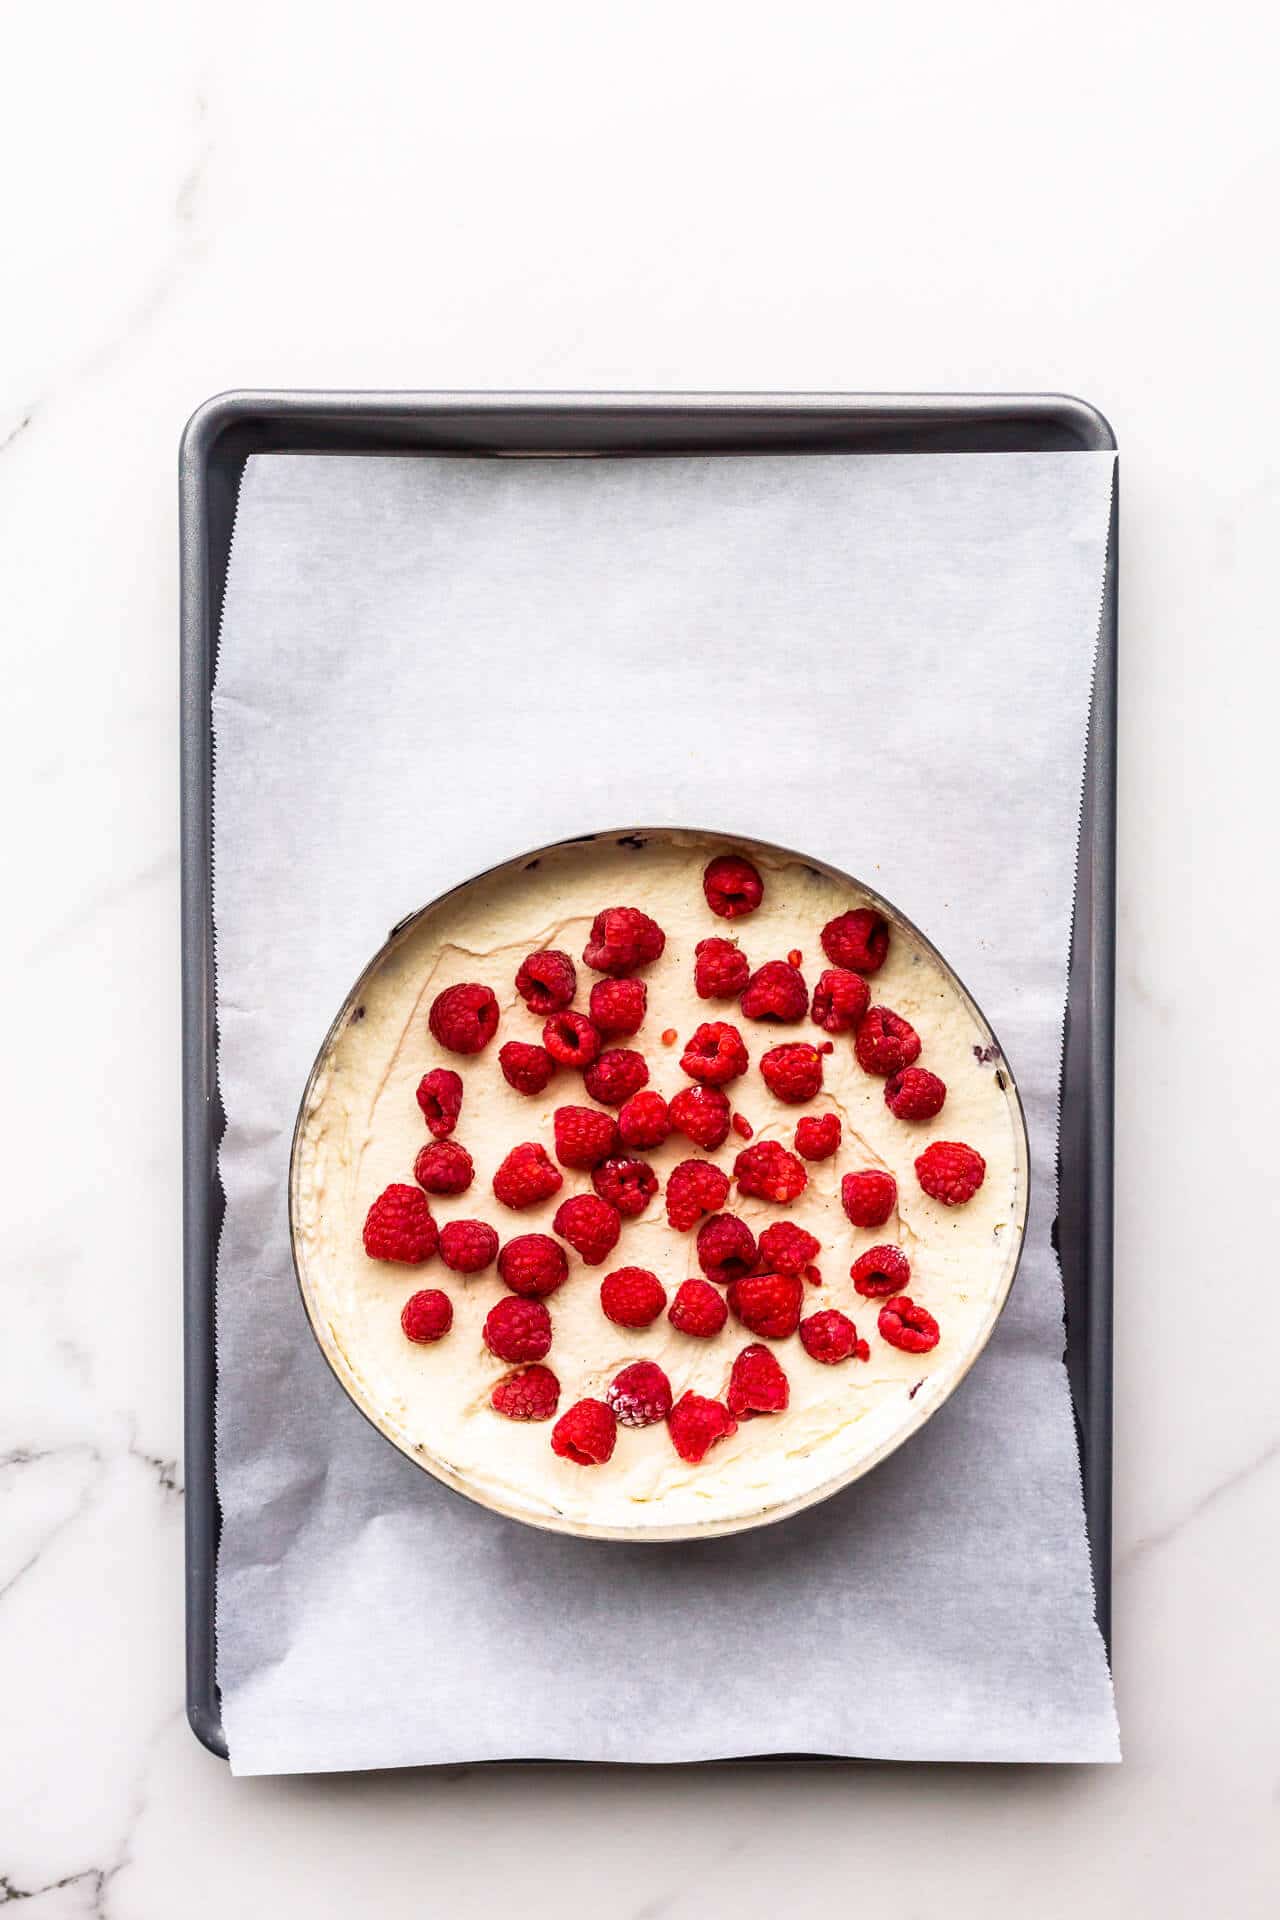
552 1193 622 1265
412 1139 474 1196
727 1343 790 1418
759 1042 824 1104
795 1113 841 1160
591 1154 658 1218
756 1221 821 1282
551 1398 617 1465
885 1067 947 1121
694 935 751 1000
850 1244 911 1298
841 1167 898 1228
668 1277 729 1337
727 1271 804 1339
400 1288 452 1343
491 1364 560 1421
484 1294 553 1361
607 1359 673 1427
553 1104 620 1170
496 1232 568 1298
800 1309 869 1365
416 1067 462 1138
915 1140 986 1205
492 1141 563 1210
810 968 871 1035
668 1083 732 1150
588 976 647 1037
363 1184 438 1264
696 1212 758 1284
668 1393 737 1464
854 1006 922 1076
515 948 577 1014
599 1265 667 1327
583 1047 649 1107
821 907 890 974
428 982 499 1054
739 959 807 1023
542 1010 602 1069
498 1040 555 1096
733 1140 808 1204
617 1089 671 1150
582 907 666 977
680 1021 749 1086
702 853 764 919
438 1218 499 1274
878 1295 941 1353
665 1158 731 1231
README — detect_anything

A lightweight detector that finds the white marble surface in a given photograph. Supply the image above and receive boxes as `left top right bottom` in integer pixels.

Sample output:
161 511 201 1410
1 0 1275 1910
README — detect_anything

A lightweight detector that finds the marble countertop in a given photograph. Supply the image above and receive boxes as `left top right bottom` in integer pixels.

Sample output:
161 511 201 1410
2 1 1275 1913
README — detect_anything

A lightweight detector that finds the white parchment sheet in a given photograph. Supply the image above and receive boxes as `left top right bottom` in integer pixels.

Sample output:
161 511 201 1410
212 450 1119 1772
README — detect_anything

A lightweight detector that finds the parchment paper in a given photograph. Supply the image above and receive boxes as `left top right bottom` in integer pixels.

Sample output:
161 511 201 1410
212 449 1119 1773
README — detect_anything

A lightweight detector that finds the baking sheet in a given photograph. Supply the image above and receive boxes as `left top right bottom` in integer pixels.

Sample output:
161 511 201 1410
209 446 1119 1771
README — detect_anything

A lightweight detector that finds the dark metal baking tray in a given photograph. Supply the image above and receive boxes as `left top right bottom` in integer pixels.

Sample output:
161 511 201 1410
180 391 1117 1761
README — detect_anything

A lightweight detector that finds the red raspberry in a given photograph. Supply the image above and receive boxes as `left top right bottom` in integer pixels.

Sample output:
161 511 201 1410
591 1154 658 1217
878 1295 941 1353
694 935 751 1000
668 1393 737 1464
696 1212 758 1284
412 1139 474 1196
728 1271 804 1339
553 1193 622 1265
810 968 871 1034
400 1288 453 1343
841 1167 897 1229
497 1233 568 1299
915 1140 986 1205
515 948 577 1014
733 1140 808 1204
680 1021 749 1086
668 1082 732 1150
583 1048 649 1107
702 853 764 919
551 1398 617 1465
582 906 666 977
438 1218 499 1274
589 976 647 1037
756 1221 821 1282
363 1184 438 1264
491 1364 560 1421
885 1067 947 1121
543 1010 602 1069
498 1040 555 1096
607 1359 673 1427
795 1113 841 1160
668 1277 729 1337
492 1141 563 1210
553 1104 620 1170
759 1042 824 1104
665 1158 731 1231
429 982 500 1054
617 1089 670 1149
851 1244 911 1298
740 959 807 1022
416 1067 462 1138
599 1265 667 1328
800 1309 869 1365
727 1343 790 1418
855 1007 922 1076
484 1294 553 1362
821 907 890 974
